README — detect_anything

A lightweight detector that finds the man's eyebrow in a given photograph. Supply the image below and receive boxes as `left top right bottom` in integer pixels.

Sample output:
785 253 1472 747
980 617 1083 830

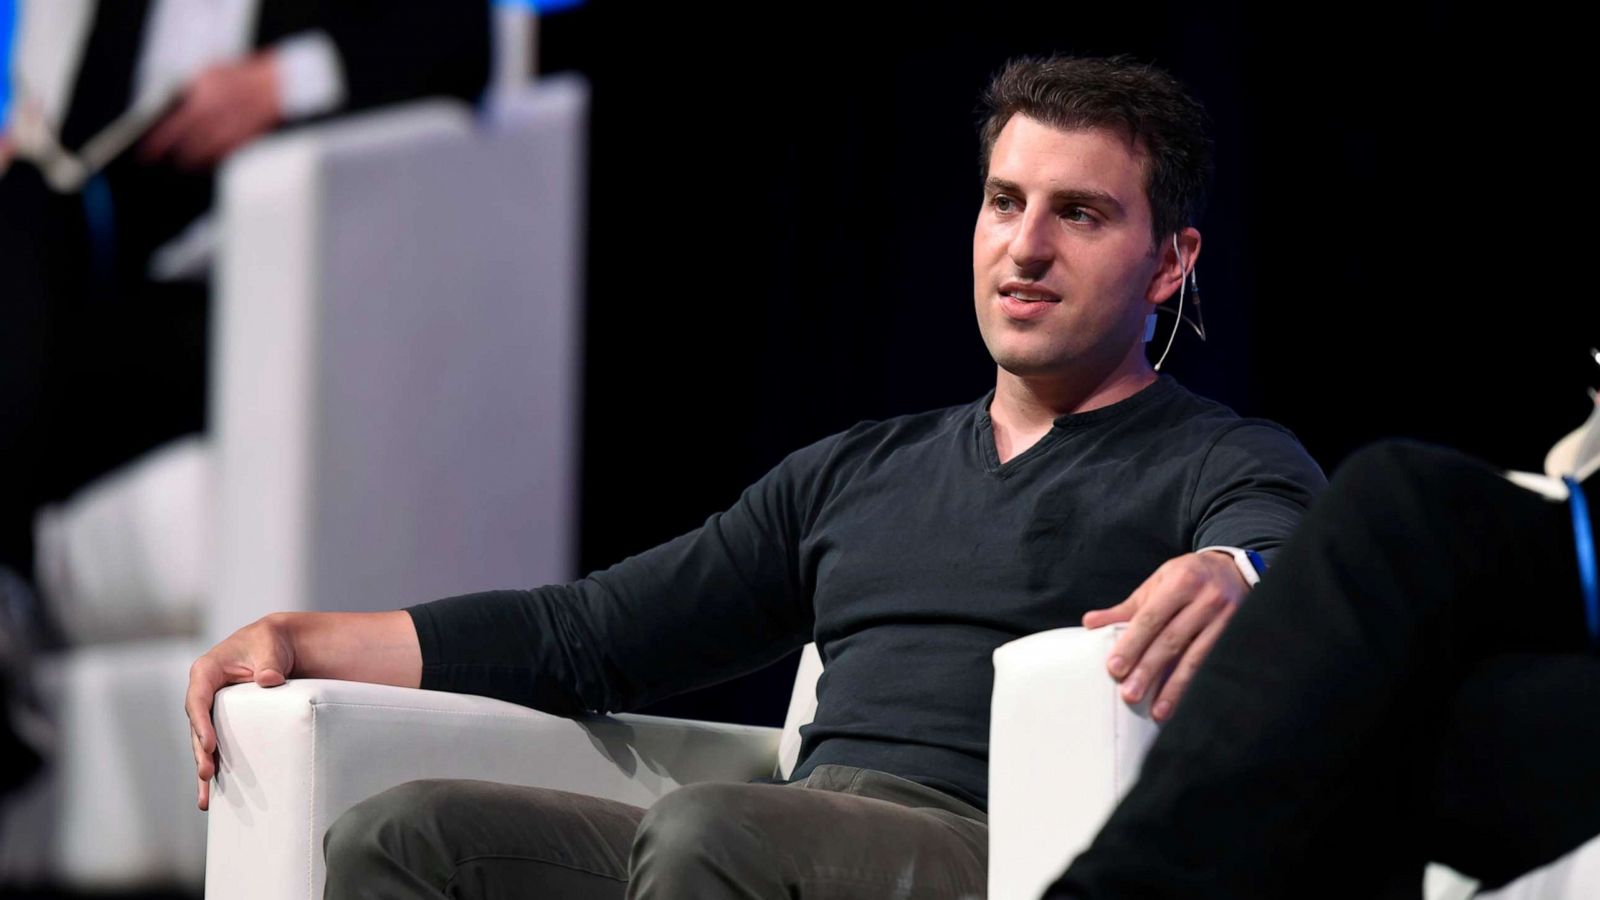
983 178 1126 216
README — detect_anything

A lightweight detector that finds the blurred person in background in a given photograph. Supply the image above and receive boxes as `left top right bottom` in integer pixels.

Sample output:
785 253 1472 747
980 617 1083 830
0 0 490 616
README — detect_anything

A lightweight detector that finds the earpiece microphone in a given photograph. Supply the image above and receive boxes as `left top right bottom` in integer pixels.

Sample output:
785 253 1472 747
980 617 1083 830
1153 233 1187 372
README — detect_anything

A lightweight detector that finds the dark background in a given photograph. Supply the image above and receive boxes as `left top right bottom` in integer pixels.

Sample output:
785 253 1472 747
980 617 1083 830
539 1 1600 726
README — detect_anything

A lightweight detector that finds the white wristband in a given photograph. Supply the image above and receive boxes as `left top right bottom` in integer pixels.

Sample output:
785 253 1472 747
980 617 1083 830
1197 545 1263 588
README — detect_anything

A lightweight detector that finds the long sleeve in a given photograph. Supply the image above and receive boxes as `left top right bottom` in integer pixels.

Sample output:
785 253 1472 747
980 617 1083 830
406 438 836 716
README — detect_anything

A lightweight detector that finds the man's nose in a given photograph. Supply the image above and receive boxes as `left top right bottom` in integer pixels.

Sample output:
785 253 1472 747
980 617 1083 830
1007 208 1055 272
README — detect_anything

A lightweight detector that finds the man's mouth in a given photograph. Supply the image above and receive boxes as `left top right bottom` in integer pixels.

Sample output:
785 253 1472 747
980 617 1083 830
998 282 1061 303
997 284 1061 321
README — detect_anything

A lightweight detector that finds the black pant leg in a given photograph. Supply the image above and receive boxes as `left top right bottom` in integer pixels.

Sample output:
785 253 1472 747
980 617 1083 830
1428 652 1600 888
0 165 88 574
1 161 211 578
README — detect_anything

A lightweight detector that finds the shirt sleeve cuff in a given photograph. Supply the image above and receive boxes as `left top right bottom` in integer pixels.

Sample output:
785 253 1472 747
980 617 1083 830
1197 545 1265 588
404 604 443 688
273 31 347 120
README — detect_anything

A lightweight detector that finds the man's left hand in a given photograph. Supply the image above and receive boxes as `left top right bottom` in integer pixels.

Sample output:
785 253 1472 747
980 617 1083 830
140 52 282 170
1081 551 1249 723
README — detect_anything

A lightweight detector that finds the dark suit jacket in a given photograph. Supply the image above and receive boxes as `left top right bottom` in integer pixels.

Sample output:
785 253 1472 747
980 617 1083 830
62 0 492 280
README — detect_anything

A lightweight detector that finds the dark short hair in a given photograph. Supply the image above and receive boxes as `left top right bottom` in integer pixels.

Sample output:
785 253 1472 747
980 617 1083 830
978 55 1213 242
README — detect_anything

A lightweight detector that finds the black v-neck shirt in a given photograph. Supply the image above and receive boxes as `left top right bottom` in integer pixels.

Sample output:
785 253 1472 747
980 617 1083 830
409 376 1326 809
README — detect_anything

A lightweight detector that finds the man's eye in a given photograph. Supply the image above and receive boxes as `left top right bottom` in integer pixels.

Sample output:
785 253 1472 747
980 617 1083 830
1062 206 1096 224
991 195 1017 213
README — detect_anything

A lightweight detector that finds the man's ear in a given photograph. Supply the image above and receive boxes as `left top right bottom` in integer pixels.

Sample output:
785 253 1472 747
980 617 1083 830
1146 227 1203 305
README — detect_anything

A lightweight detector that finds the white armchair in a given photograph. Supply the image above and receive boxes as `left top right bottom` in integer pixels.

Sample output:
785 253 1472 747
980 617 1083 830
202 632 1134 899
205 642 823 898
205 627 1600 900
206 680 782 899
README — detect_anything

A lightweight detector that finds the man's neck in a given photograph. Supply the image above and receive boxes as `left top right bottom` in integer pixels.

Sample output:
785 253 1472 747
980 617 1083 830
989 353 1158 464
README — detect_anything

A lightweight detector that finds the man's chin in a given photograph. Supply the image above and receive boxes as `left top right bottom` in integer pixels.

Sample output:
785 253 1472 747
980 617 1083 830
991 354 1074 380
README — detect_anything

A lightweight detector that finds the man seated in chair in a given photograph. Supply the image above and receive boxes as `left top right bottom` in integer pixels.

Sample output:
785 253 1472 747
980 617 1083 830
186 55 1326 899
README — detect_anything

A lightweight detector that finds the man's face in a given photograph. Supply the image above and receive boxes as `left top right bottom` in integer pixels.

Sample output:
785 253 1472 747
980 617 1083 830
973 116 1166 380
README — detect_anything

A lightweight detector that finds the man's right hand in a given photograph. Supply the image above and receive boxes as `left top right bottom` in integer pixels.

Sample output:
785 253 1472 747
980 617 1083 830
139 52 284 170
186 614 298 811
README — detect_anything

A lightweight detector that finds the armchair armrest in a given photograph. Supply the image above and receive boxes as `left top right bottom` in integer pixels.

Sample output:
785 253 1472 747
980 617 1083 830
204 679 780 900
987 626 1158 900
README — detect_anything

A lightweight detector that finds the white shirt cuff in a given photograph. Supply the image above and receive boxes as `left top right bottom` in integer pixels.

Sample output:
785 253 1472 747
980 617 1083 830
273 31 347 120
